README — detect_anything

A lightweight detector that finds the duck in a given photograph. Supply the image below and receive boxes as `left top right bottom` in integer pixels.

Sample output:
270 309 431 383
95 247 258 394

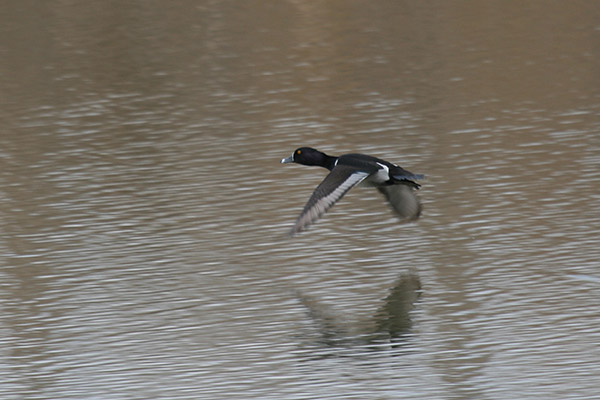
281 147 424 235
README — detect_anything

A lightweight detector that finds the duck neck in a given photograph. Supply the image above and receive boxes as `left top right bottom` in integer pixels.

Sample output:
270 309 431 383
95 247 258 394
323 155 338 171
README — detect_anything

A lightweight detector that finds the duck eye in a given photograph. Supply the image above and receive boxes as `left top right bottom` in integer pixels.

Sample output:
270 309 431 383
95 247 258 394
297 150 302 155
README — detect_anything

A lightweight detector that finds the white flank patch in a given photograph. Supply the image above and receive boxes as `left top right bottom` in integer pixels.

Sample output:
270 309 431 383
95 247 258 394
370 162 389 184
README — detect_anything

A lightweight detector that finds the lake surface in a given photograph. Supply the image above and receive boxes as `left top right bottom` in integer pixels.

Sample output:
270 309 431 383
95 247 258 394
1 2 599 399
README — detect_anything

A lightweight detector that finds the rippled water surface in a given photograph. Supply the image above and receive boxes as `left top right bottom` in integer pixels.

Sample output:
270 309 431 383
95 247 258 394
1 2 599 399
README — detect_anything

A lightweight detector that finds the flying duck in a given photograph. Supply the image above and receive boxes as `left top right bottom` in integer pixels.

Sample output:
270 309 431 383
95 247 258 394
281 147 424 235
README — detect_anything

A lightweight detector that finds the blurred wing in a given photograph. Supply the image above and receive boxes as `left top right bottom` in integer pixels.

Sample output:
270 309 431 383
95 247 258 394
290 167 370 236
377 184 422 222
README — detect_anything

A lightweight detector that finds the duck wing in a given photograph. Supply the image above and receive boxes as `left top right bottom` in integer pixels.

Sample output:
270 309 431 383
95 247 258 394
377 184 422 221
290 166 371 236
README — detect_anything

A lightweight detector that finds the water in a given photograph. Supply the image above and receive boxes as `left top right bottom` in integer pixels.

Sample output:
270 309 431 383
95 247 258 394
1 1 599 399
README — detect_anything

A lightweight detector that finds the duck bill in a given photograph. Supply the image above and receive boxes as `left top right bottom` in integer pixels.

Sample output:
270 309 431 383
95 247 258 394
281 155 294 164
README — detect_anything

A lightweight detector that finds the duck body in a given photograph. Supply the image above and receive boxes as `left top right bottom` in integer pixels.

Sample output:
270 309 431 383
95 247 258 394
281 147 424 235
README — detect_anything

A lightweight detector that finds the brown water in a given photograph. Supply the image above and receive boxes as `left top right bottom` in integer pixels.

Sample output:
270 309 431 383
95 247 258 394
1 2 599 399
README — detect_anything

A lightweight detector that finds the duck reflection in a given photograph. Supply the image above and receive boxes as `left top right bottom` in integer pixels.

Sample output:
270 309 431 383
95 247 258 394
372 272 421 344
297 272 421 348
